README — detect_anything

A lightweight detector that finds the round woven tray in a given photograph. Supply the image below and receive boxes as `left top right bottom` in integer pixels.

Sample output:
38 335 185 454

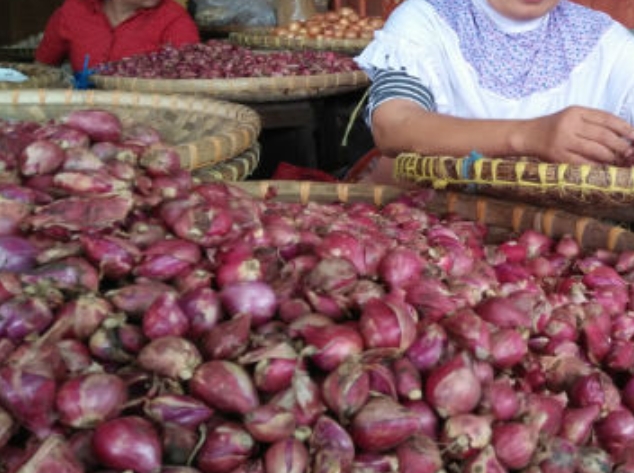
231 180 634 253
0 33 42 62
228 30 370 55
394 153 634 224
0 89 261 170
91 70 369 103
0 62 68 89
193 143 260 182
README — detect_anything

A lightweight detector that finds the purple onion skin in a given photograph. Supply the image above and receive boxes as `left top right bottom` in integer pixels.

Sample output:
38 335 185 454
264 438 308 473
0 236 36 272
142 292 190 339
11 435 85 473
243 403 296 443
19 139 65 176
0 364 56 439
350 396 420 453
189 360 260 415
144 394 214 429
321 360 370 421
309 415 355 473
396 434 444 473
56 372 128 429
179 286 223 339
196 421 256 473
220 281 278 327
137 335 203 381
0 296 53 343
201 314 252 360
425 352 482 418
55 294 112 340
62 109 122 143
92 416 162 473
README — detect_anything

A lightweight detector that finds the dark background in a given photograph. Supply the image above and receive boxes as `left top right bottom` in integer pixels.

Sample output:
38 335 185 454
0 0 63 45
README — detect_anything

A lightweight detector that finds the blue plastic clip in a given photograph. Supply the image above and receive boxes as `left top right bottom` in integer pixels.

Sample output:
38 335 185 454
462 150 484 193
73 55 98 90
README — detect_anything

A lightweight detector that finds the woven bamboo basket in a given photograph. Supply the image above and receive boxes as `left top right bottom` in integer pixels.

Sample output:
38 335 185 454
0 62 69 90
91 70 369 103
394 153 634 224
0 33 42 62
0 89 261 170
193 143 260 182
228 30 371 55
231 180 634 252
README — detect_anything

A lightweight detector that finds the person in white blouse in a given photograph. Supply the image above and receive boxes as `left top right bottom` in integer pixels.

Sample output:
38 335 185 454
354 0 634 178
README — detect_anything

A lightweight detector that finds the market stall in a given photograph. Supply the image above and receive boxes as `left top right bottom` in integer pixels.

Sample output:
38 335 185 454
4 0 634 472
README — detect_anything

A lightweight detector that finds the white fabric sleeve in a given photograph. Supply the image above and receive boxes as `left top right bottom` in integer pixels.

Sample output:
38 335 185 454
354 0 450 108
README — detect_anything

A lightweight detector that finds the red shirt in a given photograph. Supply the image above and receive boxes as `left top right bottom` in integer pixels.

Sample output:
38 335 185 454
35 0 200 72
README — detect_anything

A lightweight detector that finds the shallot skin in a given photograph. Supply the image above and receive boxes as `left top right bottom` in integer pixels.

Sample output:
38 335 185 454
56 373 128 429
61 109 123 143
91 416 162 473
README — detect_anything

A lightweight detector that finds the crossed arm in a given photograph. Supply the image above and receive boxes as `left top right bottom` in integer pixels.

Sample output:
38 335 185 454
368 71 634 165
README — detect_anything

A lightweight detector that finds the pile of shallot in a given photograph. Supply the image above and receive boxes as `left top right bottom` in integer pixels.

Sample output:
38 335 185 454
97 40 360 79
2 108 634 473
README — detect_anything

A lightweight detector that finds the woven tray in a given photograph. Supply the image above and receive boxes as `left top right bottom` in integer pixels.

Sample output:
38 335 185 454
91 70 369 103
0 62 68 89
0 89 261 170
228 30 370 55
394 153 634 224
0 33 42 62
231 180 634 252
193 143 260 182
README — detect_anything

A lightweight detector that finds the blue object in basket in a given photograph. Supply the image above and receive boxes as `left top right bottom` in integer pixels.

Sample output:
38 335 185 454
462 150 484 193
73 55 97 90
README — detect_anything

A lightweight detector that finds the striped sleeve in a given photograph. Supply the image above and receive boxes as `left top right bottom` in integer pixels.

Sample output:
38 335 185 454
365 68 436 125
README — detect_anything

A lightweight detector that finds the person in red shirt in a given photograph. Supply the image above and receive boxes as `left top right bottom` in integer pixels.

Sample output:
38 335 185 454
35 0 200 73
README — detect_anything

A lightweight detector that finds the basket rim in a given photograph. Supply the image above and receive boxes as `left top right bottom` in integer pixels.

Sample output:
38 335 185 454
193 142 261 182
228 30 370 53
394 153 634 193
393 152 634 223
91 70 369 102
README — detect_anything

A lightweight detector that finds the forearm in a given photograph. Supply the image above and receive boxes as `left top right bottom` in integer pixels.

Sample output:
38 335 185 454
371 99 531 158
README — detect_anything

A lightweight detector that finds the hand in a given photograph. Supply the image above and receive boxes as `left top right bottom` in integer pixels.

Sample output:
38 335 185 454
524 106 634 165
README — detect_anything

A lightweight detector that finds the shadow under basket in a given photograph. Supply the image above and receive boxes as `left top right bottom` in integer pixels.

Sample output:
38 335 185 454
394 153 634 224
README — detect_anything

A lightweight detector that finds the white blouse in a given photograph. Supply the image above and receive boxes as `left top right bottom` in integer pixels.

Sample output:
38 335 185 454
355 0 634 124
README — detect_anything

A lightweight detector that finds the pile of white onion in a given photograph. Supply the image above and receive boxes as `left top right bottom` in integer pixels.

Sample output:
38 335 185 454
2 108 634 473
272 7 385 40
